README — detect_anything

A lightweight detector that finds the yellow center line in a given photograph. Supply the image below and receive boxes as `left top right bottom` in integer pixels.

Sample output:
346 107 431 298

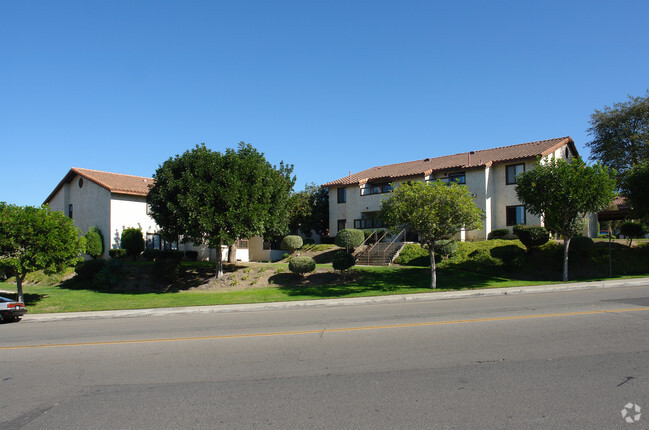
4 307 649 350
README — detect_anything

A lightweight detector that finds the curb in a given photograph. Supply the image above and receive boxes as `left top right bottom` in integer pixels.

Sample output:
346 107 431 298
21 277 649 322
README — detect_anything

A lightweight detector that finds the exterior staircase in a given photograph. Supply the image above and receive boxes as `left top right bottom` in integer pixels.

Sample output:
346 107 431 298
354 229 406 266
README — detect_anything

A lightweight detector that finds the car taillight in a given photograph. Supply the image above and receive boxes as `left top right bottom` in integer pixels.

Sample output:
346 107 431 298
8 303 24 308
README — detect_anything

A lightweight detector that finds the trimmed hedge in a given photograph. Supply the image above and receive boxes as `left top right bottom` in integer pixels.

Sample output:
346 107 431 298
288 256 316 276
281 235 304 253
84 226 104 258
487 229 509 240
332 251 356 272
513 225 549 252
335 229 365 250
121 227 144 259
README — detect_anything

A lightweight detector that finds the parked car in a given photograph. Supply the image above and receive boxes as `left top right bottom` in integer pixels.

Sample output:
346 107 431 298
0 296 27 322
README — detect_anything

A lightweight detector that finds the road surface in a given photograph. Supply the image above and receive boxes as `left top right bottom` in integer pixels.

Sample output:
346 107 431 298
2 284 649 429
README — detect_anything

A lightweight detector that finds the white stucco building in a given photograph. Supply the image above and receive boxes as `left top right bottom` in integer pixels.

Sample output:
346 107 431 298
43 168 267 261
323 137 594 241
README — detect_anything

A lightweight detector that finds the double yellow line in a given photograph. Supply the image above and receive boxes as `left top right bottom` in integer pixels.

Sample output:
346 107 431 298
3 307 648 350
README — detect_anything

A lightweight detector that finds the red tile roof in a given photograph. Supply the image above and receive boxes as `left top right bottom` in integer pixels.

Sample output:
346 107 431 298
44 168 154 204
322 137 577 187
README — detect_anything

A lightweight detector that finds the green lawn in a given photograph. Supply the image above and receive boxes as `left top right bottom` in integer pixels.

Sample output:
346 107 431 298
1 265 555 314
2 238 648 314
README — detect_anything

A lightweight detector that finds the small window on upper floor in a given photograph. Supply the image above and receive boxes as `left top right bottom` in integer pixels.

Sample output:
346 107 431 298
337 188 346 203
439 172 466 185
68 204 73 219
506 164 525 185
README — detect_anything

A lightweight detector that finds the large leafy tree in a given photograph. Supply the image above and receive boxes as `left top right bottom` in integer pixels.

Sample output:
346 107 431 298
515 158 616 281
586 90 649 176
0 203 86 303
287 183 329 238
620 161 649 221
148 142 295 278
380 181 484 289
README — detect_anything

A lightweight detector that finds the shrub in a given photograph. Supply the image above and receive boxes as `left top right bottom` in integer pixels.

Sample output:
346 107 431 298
92 259 126 289
153 259 182 282
490 245 526 269
334 229 365 250
121 228 144 260
513 225 550 252
281 235 304 253
75 259 107 281
487 229 509 240
332 251 355 273
569 236 594 258
109 248 127 259
394 243 429 266
184 250 199 261
288 256 316 276
363 229 386 243
434 239 457 260
84 226 104 258
620 221 647 247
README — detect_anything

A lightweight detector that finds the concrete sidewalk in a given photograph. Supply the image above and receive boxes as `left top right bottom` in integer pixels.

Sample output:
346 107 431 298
19 277 649 323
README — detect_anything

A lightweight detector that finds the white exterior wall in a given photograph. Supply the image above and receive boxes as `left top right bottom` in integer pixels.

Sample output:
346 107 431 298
109 194 157 250
326 143 589 242
47 174 111 257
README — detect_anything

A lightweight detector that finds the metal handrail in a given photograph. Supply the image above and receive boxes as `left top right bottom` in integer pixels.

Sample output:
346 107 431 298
361 230 389 264
381 229 406 264
354 229 379 257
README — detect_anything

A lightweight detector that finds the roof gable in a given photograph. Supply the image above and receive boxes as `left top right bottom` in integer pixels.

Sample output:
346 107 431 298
44 168 154 204
322 137 577 187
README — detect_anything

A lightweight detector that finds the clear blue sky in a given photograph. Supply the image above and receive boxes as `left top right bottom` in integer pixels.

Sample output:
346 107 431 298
2 0 648 206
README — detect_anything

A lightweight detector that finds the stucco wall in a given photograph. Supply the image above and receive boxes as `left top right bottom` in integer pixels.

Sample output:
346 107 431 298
46 175 111 257
109 194 158 249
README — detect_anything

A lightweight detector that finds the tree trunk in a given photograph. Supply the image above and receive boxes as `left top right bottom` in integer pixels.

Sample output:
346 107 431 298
562 237 571 282
16 275 25 304
215 242 224 279
228 242 237 263
429 249 437 289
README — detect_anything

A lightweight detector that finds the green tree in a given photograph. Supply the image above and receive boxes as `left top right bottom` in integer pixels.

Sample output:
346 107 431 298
287 183 329 238
586 90 649 175
148 142 295 278
0 203 85 303
620 161 649 220
84 226 104 259
515 158 616 281
380 181 484 288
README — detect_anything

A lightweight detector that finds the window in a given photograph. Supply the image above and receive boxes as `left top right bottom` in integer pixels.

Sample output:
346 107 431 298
146 233 178 250
506 164 525 185
68 204 73 219
439 172 466 185
337 219 346 232
354 218 383 229
337 188 346 203
78 178 83 188
146 203 152 215
360 182 392 196
506 205 526 226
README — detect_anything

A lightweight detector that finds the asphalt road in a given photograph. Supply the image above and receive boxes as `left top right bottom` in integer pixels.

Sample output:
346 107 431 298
2 283 649 429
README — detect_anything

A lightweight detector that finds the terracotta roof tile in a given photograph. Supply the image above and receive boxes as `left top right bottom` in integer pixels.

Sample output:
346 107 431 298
322 137 576 187
44 168 154 204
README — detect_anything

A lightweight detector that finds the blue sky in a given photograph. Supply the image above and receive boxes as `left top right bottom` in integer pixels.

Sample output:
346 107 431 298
2 0 648 206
